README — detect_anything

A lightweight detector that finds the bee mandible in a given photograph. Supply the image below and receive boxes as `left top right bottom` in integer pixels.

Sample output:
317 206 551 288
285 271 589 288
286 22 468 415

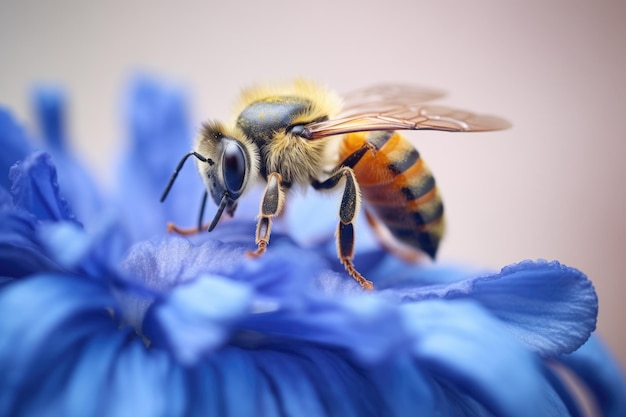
160 80 510 290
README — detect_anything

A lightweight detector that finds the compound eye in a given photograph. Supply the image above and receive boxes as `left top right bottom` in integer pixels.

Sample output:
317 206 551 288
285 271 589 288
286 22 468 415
222 141 247 194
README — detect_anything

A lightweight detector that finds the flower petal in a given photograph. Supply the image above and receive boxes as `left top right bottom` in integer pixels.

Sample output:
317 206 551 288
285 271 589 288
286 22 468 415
556 336 626 417
0 273 194 417
0 209 64 278
402 299 572 417
145 274 254 365
53 328 134 416
31 86 104 227
0 186 11 208
117 235 254 332
0 274 116 416
32 86 66 148
37 218 129 281
251 348 363 417
9 151 80 225
206 345 437 417
241 293 413 365
201 347 279 417
130 235 418 365
116 75 200 241
105 341 187 417
392 260 598 356
0 108 33 191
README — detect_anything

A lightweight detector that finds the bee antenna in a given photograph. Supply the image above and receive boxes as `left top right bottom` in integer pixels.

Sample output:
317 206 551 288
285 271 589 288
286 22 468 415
207 194 228 231
197 190 208 230
160 151 213 202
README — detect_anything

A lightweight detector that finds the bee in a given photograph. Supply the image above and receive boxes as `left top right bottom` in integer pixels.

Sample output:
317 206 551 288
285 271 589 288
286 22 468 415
160 80 510 290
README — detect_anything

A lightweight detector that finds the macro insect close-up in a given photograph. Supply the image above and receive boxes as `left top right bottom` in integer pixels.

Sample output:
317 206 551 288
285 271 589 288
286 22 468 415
161 80 511 290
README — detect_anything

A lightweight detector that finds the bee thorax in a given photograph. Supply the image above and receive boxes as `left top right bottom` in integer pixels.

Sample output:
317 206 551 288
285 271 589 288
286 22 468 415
261 136 328 187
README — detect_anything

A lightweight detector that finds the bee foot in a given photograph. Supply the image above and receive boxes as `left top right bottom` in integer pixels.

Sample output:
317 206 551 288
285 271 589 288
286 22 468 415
167 222 200 235
343 260 374 291
246 244 267 258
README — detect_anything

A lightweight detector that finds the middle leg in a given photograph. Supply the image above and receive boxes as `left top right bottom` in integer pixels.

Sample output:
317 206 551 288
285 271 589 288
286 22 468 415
312 166 373 290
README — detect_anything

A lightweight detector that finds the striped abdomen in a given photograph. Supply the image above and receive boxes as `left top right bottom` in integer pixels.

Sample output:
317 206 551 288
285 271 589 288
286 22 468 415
339 131 445 258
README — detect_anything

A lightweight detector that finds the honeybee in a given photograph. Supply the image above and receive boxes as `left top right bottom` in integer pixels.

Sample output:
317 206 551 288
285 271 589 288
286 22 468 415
161 80 510 290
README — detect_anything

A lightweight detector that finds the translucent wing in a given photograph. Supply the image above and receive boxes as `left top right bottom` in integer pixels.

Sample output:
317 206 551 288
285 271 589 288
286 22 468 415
339 84 447 116
301 84 511 140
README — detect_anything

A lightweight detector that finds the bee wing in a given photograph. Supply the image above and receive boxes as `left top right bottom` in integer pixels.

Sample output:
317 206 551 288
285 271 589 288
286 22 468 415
339 84 447 117
301 84 511 140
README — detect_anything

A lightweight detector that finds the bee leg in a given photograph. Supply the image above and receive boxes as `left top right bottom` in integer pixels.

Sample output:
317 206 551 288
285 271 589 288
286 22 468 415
247 172 285 258
338 142 377 168
167 190 211 235
167 222 210 235
312 167 373 291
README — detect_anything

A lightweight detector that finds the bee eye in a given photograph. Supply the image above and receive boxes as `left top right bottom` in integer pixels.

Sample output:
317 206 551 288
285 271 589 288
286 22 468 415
223 141 246 194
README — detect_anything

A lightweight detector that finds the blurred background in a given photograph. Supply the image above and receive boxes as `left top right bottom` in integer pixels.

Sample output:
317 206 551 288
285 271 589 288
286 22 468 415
1 0 625 367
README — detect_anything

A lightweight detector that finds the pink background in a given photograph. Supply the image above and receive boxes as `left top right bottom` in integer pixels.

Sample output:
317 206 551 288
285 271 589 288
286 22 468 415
1 1 625 368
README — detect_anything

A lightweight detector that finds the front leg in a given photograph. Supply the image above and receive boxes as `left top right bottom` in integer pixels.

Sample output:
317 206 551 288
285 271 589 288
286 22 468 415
312 167 373 291
167 190 211 235
247 172 285 258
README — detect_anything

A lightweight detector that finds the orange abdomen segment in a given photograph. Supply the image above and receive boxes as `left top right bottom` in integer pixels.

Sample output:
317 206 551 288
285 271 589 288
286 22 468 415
339 131 445 258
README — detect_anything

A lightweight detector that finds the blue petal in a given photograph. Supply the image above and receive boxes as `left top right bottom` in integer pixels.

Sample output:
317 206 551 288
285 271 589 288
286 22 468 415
9 151 80 225
198 346 373 417
241 292 413 365
119 228 322 298
251 347 362 417
0 273 191 417
366 253 488 287
53 327 134 416
32 86 66 148
122 235 415 365
37 219 130 281
119 235 251 290
185 363 222 417
401 299 572 417
392 260 597 357
117 236 252 331
369 356 437 417
116 75 200 241
105 341 186 417
541 362 585 417
556 336 626 417
0 186 11 208
0 108 33 191
31 87 104 227
207 347 280 417
0 209 64 278
145 274 254 365
0 274 116 416
231 241 331 298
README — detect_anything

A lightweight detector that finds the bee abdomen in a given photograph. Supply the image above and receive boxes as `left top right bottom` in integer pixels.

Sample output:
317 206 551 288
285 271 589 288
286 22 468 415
370 190 445 259
340 131 445 258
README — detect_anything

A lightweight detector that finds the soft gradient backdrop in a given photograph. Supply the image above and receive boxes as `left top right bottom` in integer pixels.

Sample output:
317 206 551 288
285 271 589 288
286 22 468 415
2 0 625 368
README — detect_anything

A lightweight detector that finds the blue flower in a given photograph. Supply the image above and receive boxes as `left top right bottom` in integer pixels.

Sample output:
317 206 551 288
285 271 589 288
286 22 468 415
0 75 624 417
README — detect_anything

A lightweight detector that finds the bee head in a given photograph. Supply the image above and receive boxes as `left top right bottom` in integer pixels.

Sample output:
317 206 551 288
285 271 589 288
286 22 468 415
195 122 259 228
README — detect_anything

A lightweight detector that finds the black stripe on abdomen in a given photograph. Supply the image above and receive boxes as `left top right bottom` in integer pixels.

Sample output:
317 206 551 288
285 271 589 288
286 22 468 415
374 200 444 227
400 173 435 201
387 148 420 175
385 225 442 259
366 131 394 150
